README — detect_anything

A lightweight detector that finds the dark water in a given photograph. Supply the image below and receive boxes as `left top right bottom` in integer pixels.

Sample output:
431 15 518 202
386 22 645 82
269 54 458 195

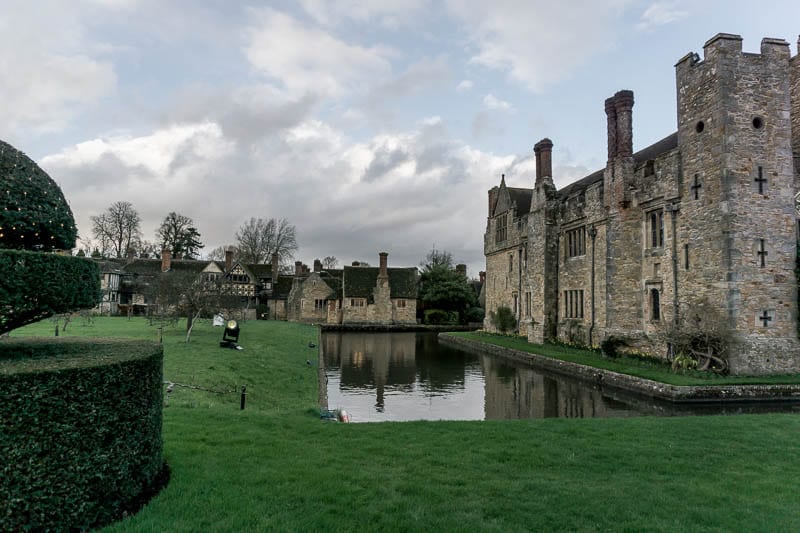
321 332 800 423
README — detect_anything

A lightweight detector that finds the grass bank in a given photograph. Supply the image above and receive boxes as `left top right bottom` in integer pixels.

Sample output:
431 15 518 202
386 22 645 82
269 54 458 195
448 331 800 386
10 318 800 531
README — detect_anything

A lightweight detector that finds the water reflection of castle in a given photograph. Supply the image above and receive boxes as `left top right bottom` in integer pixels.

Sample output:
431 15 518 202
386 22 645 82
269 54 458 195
323 332 472 412
481 356 637 419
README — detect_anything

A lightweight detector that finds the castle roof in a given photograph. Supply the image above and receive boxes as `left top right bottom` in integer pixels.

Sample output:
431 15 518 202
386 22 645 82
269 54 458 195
507 187 533 215
557 131 678 200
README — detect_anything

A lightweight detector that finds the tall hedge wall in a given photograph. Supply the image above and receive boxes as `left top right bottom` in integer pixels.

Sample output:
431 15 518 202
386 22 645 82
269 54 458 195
0 250 100 334
0 338 164 531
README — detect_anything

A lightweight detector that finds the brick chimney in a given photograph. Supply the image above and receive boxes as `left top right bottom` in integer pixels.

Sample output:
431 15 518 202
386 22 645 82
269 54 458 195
605 96 617 161
378 252 388 278
161 249 171 272
533 138 553 184
614 90 634 157
314 259 322 272
456 264 467 278
225 249 233 271
271 253 279 283
294 261 303 276
479 271 486 284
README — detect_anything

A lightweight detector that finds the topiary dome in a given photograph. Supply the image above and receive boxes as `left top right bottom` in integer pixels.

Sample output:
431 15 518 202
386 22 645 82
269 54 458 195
0 139 78 251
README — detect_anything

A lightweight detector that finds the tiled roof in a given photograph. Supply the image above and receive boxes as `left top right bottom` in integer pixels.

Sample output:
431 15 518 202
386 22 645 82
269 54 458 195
343 267 418 299
508 187 533 215
557 132 678 200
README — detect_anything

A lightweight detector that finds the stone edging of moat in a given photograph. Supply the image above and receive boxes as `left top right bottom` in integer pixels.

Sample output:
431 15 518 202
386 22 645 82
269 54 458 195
320 324 480 333
439 334 800 403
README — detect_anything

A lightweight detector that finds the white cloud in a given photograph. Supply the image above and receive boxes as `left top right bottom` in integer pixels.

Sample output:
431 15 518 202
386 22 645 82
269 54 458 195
483 94 515 112
42 115 512 275
298 0 431 29
445 0 632 91
637 2 689 31
0 1 116 135
457 79 474 91
244 7 394 98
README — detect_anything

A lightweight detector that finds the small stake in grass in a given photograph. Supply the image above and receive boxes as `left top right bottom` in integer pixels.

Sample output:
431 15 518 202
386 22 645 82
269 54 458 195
240 385 246 410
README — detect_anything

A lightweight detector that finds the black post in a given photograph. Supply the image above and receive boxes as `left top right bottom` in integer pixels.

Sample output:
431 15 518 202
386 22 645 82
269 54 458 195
240 385 246 410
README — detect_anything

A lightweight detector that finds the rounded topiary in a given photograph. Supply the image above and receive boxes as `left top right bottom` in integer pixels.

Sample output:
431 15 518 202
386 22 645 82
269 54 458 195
0 139 77 251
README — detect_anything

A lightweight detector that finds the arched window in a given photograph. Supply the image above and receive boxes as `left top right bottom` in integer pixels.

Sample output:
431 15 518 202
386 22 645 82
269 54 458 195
651 289 660 321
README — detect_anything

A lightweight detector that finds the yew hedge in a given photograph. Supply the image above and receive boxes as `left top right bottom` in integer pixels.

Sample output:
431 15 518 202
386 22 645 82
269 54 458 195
0 249 100 334
0 338 164 531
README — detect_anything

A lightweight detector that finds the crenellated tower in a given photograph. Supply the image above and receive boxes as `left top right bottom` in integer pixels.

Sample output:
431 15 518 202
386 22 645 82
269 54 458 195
675 33 800 373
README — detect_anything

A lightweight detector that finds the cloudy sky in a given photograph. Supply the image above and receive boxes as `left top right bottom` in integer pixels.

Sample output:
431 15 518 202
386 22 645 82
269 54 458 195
3 1 799 276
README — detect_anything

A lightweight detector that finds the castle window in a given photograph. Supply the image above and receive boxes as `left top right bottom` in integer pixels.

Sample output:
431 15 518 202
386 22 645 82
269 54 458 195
754 166 768 195
566 226 586 258
644 160 655 177
350 298 365 308
648 210 664 248
757 239 768 268
525 292 531 317
564 289 584 319
691 173 702 200
684 244 690 270
695 121 705 133
314 299 326 311
650 289 661 321
513 293 518 315
396 299 406 308
508 253 514 273
752 116 764 129
495 213 508 243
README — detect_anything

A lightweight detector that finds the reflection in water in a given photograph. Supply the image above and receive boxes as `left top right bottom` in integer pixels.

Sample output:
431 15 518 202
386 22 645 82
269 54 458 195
322 332 800 423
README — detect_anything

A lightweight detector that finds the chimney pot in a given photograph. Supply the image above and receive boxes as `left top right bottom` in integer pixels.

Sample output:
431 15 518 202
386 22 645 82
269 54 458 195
613 90 634 157
314 259 322 272
294 261 303 276
533 138 553 183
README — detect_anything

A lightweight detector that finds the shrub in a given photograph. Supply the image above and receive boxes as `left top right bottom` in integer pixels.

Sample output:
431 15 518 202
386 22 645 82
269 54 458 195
490 306 516 333
0 249 100 334
464 306 485 324
0 338 164 531
600 335 628 358
424 309 458 325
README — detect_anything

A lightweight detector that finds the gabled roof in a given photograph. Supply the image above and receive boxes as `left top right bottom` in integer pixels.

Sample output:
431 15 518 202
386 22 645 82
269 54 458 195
246 263 274 279
271 275 294 298
493 174 533 217
121 258 210 276
343 267 418 299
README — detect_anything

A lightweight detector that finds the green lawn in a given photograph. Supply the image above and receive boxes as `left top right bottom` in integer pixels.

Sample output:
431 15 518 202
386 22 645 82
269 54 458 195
11 317 800 531
448 331 800 386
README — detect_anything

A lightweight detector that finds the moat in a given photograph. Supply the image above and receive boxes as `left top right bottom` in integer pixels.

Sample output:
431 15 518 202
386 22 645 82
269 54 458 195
321 331 800 422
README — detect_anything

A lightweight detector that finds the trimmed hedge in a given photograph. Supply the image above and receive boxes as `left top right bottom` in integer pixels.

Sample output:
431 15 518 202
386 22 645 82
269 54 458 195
0 138 78 251
0 250 100 334
0 337 164 531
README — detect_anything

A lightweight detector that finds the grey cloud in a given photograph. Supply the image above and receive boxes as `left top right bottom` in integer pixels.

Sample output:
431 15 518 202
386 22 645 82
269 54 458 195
362 146 411 182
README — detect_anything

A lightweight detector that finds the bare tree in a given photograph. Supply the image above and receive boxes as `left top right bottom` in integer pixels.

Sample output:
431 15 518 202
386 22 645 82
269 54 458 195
157 212 204 259
91 201 142 258
235 217 297 265
206 244 239 261
420 246 454 272
322 256 338 269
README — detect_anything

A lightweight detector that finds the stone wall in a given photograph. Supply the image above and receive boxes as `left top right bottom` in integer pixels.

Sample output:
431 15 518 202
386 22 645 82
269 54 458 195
287 273 334 323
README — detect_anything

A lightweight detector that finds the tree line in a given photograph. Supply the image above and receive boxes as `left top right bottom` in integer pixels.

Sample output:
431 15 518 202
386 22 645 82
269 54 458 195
81 200 298 265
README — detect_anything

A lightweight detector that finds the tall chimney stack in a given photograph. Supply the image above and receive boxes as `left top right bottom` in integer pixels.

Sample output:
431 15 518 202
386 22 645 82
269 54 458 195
161 249 171 272
271 253 279 283
533 138 553 184
314 259 322 272
379 252 388 278
605 96 617 161
614 90 634 157
225 249 233 271
479 271 486 284
294 261 303 276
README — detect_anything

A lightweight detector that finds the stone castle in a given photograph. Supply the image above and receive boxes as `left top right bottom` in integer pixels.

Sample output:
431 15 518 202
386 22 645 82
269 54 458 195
484 33 800 375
